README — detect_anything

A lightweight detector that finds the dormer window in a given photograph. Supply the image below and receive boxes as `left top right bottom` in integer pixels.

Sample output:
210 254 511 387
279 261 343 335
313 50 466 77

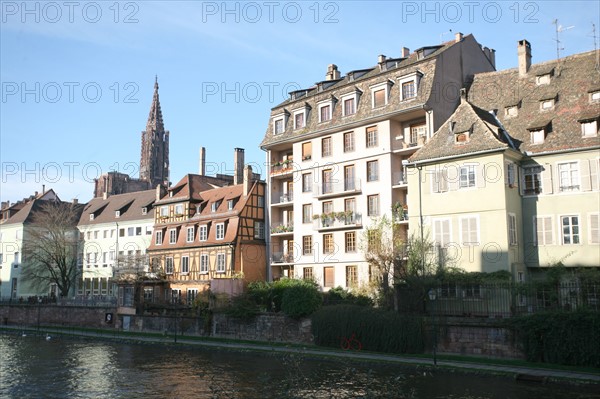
340 89 362 117
370 81 392 108
141 207 147 215
540 98 555 111
536 73 551 85
227 199 234 210
272 111 288 134
580 117 599 137
89 214 95 221
530 128 546 144
292 105 309 129
505 105 518 118
590 90 600 103
455 131 470 144
211 200 222 212
115 211 120 218
317 98 334 122
398 71 422 101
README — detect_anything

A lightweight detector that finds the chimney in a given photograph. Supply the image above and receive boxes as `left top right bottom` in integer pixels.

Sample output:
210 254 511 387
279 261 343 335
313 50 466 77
234 148 245 185
325 64 340 81
378 55 387 71
72 198 78 205
460 88 467 102
482 47 496 69
454 32 463 43
34 191 38 197
518 39 532 76
42 184 46 194
103 192 108 200
401 47 410 58
155 184 165 202
243 165 253 195
199 146 206 176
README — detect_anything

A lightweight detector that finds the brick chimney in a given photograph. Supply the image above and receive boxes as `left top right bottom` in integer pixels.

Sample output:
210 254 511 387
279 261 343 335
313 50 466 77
401 47 410 58
199 146 206 176
325 64 340 81
518 39 532 76
243 165 253 195
234 148 245 185
455 32 463 43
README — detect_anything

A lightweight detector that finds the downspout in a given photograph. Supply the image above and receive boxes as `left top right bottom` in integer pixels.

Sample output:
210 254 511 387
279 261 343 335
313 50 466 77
417 165 425 275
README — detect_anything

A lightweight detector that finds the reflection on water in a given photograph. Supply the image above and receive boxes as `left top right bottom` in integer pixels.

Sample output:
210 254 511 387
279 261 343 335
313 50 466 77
0 333 598 399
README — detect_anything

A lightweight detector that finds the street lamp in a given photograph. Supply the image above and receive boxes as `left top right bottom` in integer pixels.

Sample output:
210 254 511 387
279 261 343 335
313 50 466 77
428 288 437 366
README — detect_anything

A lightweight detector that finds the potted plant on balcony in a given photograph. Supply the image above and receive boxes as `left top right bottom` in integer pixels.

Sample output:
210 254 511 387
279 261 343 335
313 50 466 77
392 201 403 221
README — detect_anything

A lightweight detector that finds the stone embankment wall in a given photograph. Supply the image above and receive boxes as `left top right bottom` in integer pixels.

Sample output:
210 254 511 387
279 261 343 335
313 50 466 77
1 305 523 358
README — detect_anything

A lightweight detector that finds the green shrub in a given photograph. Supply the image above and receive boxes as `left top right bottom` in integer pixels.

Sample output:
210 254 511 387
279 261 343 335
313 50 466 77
225 293 260 320
247 281 272 310
508 310 600 367
323 286 373 307
311 305 425 354
281 282 322 319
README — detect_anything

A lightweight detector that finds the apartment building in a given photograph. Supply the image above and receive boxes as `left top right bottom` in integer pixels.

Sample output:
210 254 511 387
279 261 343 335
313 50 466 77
261 33 496 289
77 189 157 297
406 40 600 279
146 164 266 305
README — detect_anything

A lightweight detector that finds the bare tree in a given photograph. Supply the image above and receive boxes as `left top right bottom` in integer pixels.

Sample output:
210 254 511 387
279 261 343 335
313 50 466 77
21 201 83 297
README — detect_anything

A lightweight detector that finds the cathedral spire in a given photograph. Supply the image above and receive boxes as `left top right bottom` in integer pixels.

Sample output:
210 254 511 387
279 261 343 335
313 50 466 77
146 76 164 132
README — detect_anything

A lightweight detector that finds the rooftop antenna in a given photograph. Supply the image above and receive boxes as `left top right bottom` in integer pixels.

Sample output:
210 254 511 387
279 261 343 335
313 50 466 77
553 19 574 60
440 29 452 43
591 22 599 70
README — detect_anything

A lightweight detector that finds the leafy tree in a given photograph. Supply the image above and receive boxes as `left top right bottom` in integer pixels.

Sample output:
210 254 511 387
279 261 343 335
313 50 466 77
21 201 83 297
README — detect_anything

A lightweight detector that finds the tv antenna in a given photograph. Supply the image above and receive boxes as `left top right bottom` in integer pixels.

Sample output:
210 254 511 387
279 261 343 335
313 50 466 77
553 19 574 60
440 29 452 43
591 23 599 70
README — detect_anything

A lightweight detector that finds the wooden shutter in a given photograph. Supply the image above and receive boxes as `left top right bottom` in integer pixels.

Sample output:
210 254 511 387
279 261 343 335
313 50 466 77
590 159 599 191
324 267 334 287
541 165 553 194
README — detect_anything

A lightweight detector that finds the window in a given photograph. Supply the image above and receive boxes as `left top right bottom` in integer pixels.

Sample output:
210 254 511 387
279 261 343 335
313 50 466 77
346 265 357 288
302 173 312 192
324 266 335 288
536 73 551 85
274 118 284 134
367 195 379 216
115 211 120 218
535 216 554 246
366 126 378 148
187 288 198 305
505 105 518 117
561 216 580 244
0 253 3 264
142 207 147 215
181 256 189 274
160 206 168 217
343 97 355 116
211 201 220 212
401 81 415 99
228 200 234 210
322 137 332 157
591 90 600 102
540 99 554 110
344 165 355 191
128 227 134 236
506 163 516 187
119 228 125 237
523 166 542 195
258 196 265 208
508 214 518 246
186 227 195 242
322 169 333 194
323 234 334 254
398 72 421 101
345 232 356 253
165 257 174 274
433 219 451 247
169 229 177 244
432 169 449 193
459 165 476 188
216 253 226 273
155 230 163 245
344 198 356 222
302 142 312 161
216 223 225 240
200 254 209 273
410 124 426 145
558 162 580 192
589 214 599 244
530 129 545 144
303 235 313 255
136 227 142 236
254 221 265 239
343 132 355 152
367 160 379 182
319 104 331 122
294 111 305 129
460 216 479 246
174 204 184 215
199 225 207 241
581 120 598 137
302 204 312 224
303 267 313 280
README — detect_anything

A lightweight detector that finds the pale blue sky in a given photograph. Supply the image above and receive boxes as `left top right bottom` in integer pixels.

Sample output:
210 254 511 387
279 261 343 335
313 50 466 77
1 1 598 203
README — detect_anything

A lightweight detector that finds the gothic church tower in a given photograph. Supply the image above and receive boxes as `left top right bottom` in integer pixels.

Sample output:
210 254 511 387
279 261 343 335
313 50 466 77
140 77 170 188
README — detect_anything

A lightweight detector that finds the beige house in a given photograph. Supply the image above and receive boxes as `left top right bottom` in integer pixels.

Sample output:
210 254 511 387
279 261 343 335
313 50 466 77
260 33 497 289
407 40 600 279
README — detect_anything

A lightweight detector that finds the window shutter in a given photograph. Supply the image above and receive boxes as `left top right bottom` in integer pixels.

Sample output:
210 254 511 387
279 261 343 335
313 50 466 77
440 169 449 192
476 165 486 188
518 166 525 196
591 159 599 191
541 165 553 194
581 159 592 191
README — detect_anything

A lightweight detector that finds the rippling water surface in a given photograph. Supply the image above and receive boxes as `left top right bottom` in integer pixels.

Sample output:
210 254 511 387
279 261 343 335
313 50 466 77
1 333 598 399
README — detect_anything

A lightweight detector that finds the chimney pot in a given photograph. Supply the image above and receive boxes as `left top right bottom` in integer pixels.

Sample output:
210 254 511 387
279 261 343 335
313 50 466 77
518 39 532 76
325 64 340 81
455 32 463 43
401 47 410 58
199 147 206 176
72 198 78 204
378 54 386 64
234 148 245 185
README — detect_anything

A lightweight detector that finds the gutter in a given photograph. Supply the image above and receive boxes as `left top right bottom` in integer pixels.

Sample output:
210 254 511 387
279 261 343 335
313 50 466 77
404 147 506 167
523 145 600 158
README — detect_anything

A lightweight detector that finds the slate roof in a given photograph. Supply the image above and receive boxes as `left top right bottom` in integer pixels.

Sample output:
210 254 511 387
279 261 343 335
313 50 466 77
2 198 84 226
154 174 232 205
467 50 600 154
78 189 156 226
409 98 512 162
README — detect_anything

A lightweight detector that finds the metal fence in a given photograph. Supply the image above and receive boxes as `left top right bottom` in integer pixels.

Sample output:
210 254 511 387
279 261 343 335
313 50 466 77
419 281 600 318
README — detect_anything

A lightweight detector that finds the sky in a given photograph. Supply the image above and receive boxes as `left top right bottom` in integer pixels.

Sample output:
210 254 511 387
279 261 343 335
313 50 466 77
1 0 598 204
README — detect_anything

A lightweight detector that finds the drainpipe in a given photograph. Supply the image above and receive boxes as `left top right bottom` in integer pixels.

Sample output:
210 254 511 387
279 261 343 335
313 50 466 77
417 165 425 275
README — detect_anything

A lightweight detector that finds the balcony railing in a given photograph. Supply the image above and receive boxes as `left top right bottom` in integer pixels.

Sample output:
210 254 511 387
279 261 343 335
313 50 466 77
271 192 294 205
392 171 408 186
271 162 294 176
271 252 295 264
313 212 362 230
270 223 294 235
314 179 361 198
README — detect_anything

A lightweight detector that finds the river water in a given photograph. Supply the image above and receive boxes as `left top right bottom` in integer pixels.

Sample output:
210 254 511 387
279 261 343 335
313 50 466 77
0 333 598 399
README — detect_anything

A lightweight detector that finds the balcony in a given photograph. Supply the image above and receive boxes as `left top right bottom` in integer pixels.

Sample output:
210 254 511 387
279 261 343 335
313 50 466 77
271 192 294 207
313 212 362 231
270 161 294 178
314 179 361 199
270 223 294 236
271 252 295 264
392 171 408 188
